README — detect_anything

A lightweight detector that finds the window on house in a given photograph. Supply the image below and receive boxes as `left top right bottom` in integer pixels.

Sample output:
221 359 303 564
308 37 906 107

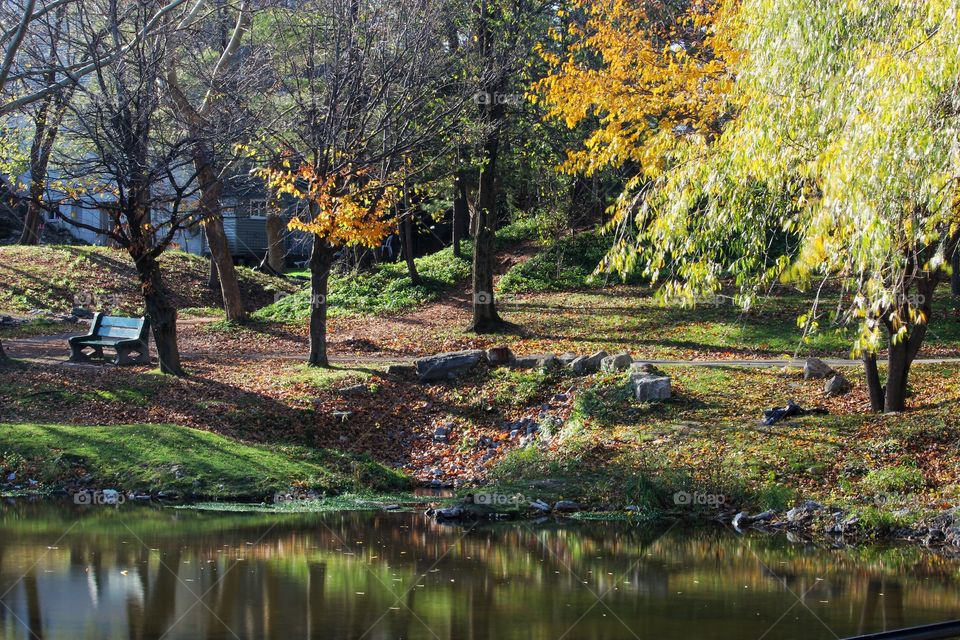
248 199 268 219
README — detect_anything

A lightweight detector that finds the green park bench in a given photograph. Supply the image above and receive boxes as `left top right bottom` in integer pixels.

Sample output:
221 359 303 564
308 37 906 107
69 313 151 365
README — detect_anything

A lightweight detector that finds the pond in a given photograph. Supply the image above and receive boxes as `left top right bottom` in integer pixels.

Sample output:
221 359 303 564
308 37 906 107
0 502 957 640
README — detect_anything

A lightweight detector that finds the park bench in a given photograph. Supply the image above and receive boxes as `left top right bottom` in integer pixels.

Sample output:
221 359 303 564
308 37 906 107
69 313 151 365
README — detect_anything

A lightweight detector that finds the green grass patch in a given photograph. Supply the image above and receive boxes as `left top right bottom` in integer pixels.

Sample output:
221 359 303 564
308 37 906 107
0 423 409 497
861 465 926 494
182 491 446 513
498 230 639 294
253 219 537 322
281 364 375 391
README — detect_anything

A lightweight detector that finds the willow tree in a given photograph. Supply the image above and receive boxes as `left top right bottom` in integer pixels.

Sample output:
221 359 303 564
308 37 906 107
544 0 960 413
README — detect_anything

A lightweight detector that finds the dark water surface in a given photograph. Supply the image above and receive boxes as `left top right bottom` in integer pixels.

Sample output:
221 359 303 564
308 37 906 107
0 502 958 639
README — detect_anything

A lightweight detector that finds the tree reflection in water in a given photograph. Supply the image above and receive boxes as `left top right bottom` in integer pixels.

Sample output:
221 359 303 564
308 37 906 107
0 502 954 640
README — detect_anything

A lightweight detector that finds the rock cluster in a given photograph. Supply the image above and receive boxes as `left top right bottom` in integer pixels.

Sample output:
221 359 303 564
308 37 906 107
412 347 655 383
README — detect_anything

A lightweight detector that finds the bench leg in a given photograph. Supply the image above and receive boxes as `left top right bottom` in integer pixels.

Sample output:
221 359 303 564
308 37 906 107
69 344 99 362
115 345 150 366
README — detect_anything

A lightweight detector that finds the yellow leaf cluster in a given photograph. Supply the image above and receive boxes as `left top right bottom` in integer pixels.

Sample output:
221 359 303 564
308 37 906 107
255 164 397 249
535 0 738 179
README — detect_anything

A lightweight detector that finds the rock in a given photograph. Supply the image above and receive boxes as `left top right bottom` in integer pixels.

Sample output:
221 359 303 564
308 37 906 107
514 353 559 369
525 422 539 435
625 505 641 512
530 499 551 512
568 356 590 375
824 374 852 396
71 307 95 319
337 384 368 396
554 500 581 513
733 510 776 529
786 500 824 523
803 357 835 380
558 352 578 366
569 350 608 375
433 506 464 520
485 346 514 367
601 352 633 372
382 504 401 511
415 349 485 382
433 426 451 443
631 362 664 376
385 364 416 377
631 371 672 403
169 465 186 479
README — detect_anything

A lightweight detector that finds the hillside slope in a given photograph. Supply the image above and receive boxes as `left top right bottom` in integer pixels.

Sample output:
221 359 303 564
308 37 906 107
0 245 299 316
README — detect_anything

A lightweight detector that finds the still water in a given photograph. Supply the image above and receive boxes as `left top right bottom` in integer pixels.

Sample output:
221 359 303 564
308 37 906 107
0 502 958 640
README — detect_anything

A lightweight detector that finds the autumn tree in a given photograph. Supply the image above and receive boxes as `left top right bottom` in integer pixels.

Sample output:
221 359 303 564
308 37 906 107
546 0 960 412
54 0 204 376
256 0 464 366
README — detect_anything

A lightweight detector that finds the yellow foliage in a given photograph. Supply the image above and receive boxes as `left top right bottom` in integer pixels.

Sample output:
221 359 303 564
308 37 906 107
535 0 738 179
255 164 397 249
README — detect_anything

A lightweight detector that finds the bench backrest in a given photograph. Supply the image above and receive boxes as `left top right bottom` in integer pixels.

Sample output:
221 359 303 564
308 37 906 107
90 314 149 340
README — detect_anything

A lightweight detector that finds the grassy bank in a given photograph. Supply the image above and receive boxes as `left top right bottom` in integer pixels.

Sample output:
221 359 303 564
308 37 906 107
0 245 298 318
481 363 960 537
254 218 538 322
0 422 410 499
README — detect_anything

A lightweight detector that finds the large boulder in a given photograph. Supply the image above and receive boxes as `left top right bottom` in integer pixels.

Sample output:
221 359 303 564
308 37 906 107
558 352 579 366
601 351 633 372
631 369 672 402
415 349 485 382
803 357 835 380
824 373 852 396
567 350 608 375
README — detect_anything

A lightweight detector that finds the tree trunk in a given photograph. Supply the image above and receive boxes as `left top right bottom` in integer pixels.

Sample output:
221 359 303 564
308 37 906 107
193 142 246 322
469 131 503 332
400 208 421 285
19 198 43 245
134 254 183 376
207 253 219 289
863 351 884 412
0 338 9 365
308 236 333 367
952 251 960 296
884 342 910 413
265 212 286 273
452 171 469 259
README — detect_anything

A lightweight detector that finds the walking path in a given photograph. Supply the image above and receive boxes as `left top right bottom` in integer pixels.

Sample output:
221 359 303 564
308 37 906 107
9 331 960 368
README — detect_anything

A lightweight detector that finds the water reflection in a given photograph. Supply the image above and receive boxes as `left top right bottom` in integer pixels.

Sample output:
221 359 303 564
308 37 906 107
0 501 957 639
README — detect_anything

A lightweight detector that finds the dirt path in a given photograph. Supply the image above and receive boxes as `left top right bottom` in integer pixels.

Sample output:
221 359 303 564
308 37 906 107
10 327 960 369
